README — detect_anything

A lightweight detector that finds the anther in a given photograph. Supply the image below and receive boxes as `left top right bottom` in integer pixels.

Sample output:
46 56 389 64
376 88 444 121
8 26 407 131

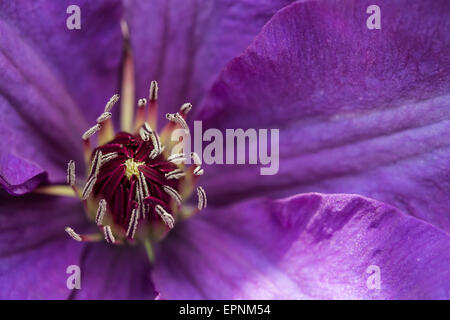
126 208 139 239
95 199 107 226
136 176 146 219
163 185 182 206
65 227 82 242
66 160 76 186
149 81 158 101
81 176 96 200
190 152 202 165
166 112 189 133
197 186 207 210
155 205 175 229
82 123 101 140
193 166 204 176
167 153 186 164
138 98 147 108
96 112 112 123
149 131 163 158
139 122 153 141
139 127 150 141
179 102 192 115
88 150 103 179
104 94 120 113
139 172 150 198
82 150 102 200
143 122 153 133
165 169 186 180
103 225 116 244
139 172 150 218
101 152 119 164
190 152 203 175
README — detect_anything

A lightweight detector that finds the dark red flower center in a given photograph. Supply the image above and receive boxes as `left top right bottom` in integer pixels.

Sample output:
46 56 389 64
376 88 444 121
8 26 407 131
63 80 205 248
91 132 180 231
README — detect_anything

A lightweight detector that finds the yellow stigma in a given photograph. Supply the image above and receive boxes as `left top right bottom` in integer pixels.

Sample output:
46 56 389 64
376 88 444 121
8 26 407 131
124 158 145 180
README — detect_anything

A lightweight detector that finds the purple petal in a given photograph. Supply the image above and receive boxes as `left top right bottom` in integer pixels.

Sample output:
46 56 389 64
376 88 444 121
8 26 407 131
153 193 450 299
0 154 48 195
0 0 123 122
124 0 294 118
71 242 156 300
197 0 450 231
0 1 123 193
0 193 87 299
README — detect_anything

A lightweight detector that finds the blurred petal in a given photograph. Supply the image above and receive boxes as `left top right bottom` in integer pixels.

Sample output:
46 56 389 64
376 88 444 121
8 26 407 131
0 1 123 193
72 242 157 300
153 193 450 299
124 0 294 118
0 193 87 299
198 0 450 231
0 0 123 121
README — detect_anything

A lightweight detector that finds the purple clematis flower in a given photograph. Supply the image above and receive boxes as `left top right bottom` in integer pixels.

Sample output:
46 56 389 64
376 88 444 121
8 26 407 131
0 0 449 300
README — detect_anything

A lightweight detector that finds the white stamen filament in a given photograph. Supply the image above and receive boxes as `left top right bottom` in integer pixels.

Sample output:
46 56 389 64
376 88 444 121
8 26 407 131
82 123 101 140
126 209 139 239
104 94 120 113
81 176 97 200
88 150 103 179
165 169 186 180
190 152 202 165
193 166 204 176
95 199 107 226
180 102 192 115
138 98 147 108
163 185 182 206
149 131 163 158
197 186 207 210
155 205 175 229
149 81 158 101
101 152 119 164
139 127 150 141
67 160 76 186
166 112 189 133
140 172 150 198
167 153 186 164
65 227 82 242
135 176 145 219
82 150 102 200
139 172 150 218
150 146 165 159
143 122 153 133
96 112 112 123
140 122 153 142
103 225 116 244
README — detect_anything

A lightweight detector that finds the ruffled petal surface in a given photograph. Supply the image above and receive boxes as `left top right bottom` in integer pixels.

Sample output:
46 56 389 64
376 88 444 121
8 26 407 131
153 193 450 299
0 193 87 299
124 0 294 118
0 154 48 195
197 0 450 231
0 1 123 194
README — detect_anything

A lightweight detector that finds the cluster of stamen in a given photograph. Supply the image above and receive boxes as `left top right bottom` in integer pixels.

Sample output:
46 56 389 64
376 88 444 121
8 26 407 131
64 81 206 246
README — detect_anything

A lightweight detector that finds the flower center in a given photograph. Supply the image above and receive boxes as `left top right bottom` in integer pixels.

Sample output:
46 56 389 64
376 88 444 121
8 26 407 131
89 131 182 236
64 81 206 248
124 158 144 180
